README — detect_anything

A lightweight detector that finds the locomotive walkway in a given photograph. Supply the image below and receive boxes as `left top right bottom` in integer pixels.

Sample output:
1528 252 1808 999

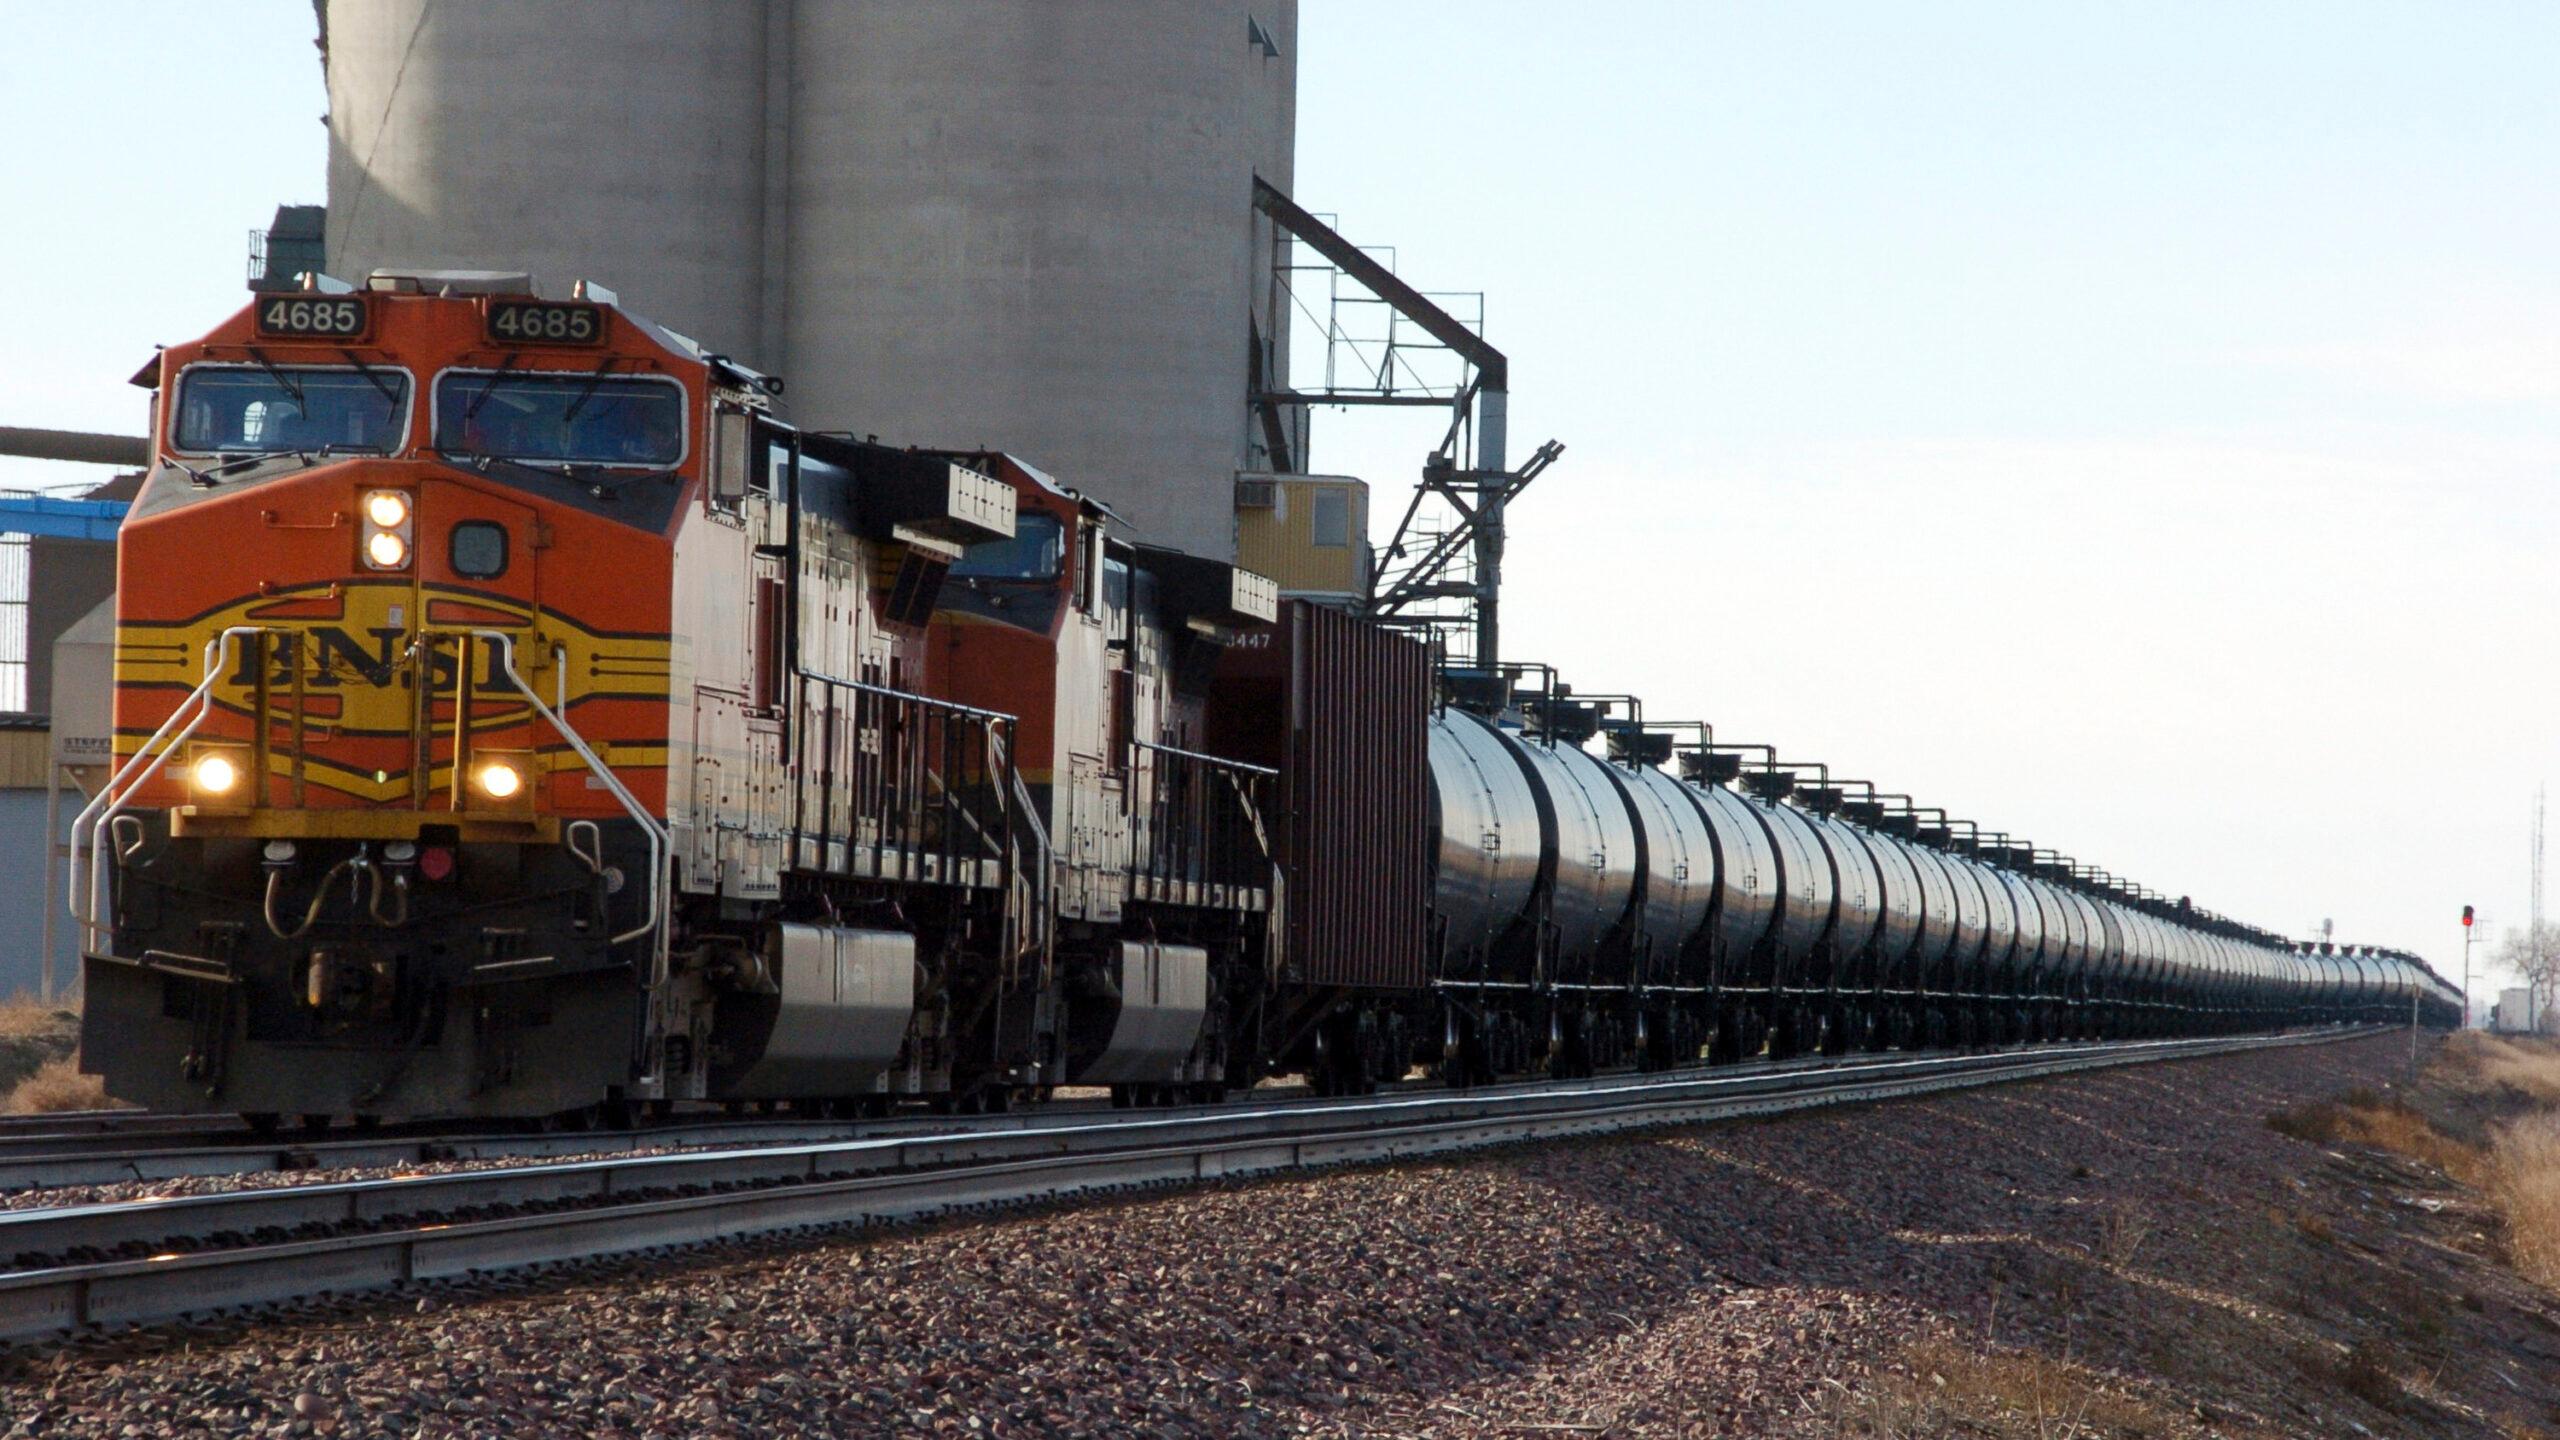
0 1028 2372 1346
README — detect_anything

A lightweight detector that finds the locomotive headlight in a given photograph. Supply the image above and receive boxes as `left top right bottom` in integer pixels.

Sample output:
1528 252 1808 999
470 752 533 810
360 489 413 570
187 745 252 810
475 761 523 799
194 753 241 795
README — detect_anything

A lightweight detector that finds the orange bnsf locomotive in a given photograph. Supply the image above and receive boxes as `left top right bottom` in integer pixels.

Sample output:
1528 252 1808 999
77 272 1281 1125
78 274 2458 1128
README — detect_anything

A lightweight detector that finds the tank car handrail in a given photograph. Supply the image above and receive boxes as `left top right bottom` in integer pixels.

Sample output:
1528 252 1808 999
68 625 264 940
473 630 670 974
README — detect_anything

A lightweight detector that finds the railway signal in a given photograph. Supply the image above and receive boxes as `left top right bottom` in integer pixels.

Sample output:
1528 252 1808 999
2463 904 2477 1028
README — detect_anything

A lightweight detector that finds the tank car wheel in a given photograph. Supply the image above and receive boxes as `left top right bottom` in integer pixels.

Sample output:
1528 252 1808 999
1858 1006 1889 1054
1775 1005 1812 1060
351 1113 384 1133
299 1113 332 1137
240 1112 281 1136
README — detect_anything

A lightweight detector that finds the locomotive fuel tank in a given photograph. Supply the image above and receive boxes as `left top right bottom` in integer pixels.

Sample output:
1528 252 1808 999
716 925 918 1099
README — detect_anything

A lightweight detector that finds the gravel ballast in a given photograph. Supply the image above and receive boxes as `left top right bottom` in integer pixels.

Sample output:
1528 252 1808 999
4 1030 2551 1438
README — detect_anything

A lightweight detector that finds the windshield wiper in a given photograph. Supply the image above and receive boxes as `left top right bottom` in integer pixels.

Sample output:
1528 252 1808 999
560 357 624 423
462 352 526 421
337 347 401 405
244 348 305 406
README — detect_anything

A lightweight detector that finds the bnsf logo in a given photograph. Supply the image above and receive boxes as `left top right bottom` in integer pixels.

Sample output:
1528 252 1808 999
222 627 512 692
212 627 532 737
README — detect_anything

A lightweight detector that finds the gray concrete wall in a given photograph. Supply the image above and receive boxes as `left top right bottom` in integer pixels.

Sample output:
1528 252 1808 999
321 0 1296 560
322 0 772 363
0 788 76 1002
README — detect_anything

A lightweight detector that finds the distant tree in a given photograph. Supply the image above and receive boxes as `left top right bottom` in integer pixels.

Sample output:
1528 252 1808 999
2493 920 2560 1028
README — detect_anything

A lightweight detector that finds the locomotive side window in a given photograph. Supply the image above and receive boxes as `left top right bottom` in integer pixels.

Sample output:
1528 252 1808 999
432 372 684 467
449 521 509 579
951 514 1063 581
1074 524 1100 615
1102 555 1131 649
173 366 410 457
710 406 751 513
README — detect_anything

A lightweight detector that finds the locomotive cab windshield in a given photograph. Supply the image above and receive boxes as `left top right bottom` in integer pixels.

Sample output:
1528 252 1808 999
950 511 1063 581
431 370 685 468
172 364 411 456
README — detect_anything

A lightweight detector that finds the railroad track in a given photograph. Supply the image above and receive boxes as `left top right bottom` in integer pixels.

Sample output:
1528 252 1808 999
0 1053 1835 1192
0 1027 2377 1346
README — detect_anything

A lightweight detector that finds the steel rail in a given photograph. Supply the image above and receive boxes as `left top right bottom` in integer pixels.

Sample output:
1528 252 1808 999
0 1047 1871 1192
0 1027 2377 1345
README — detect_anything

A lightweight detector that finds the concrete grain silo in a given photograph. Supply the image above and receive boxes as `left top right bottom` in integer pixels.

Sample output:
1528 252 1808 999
320 1 773 365
319 0 1297 559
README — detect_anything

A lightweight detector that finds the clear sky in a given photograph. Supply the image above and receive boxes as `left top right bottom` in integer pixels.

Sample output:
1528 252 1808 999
3 3 2552 998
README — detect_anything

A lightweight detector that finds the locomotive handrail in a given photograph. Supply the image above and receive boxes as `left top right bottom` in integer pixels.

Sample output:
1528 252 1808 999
471 630 670 976
1127 738 1278 779
1127 739 1278 902
68 626 264 941
796 669 1018 724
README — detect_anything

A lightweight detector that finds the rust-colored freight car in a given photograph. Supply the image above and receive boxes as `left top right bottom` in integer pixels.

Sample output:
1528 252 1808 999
1212 602 1431 991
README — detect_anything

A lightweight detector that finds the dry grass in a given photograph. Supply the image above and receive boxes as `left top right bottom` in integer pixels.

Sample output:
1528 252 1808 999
2264 1090 2485 1185
2271 1036 2560 1298
2440 1031 2560 1107
1 1056 109 1114
2094 1203 2152 1269
2491 1113 2560 1288
0 992 75 1041
1826 1339 2180 1439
